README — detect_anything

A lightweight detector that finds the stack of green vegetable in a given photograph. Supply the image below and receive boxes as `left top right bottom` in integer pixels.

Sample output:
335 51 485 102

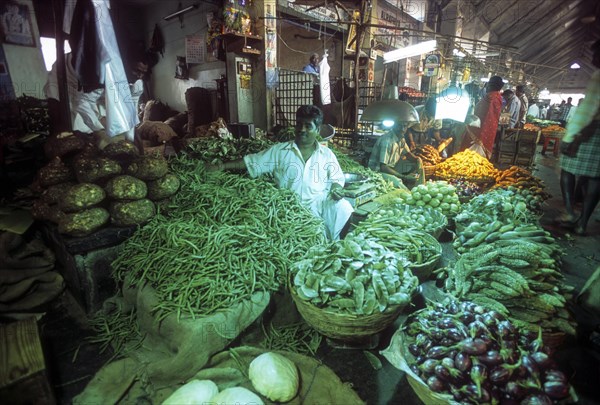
392 181 461 218
291 233 419 314
113 155 327 319
357 203 447 238
332 147 396 195
453 188 556 254
347 225 442 273
185 136 274 164
438 240 575 335
400 300 573 404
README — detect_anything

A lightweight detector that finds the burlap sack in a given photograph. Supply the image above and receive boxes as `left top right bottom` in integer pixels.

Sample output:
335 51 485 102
74 279 269 404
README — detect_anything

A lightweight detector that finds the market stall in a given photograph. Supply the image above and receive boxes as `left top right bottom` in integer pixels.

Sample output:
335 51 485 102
11 102 577 404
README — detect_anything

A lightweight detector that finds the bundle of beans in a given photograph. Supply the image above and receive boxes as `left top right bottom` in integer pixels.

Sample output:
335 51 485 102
113 155 327 319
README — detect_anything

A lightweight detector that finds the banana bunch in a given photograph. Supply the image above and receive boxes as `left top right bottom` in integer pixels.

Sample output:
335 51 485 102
438 240 576 335
413 144 443 166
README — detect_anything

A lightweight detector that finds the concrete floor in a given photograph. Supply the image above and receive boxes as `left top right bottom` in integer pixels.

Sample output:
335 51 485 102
36 145 600 404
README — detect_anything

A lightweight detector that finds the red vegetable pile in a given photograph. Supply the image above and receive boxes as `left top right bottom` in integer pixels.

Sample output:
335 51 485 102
404 300 572 404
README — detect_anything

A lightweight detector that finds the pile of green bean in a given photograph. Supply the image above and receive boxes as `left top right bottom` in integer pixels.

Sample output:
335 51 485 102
259 322 322 356
113 154 327 320
185 136 274 164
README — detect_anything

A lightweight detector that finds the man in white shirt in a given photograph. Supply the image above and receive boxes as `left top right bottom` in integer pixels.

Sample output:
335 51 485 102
527 101 540 120
209 105 353 240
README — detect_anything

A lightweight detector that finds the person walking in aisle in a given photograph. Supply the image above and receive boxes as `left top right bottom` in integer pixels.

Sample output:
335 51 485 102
558 40 600 235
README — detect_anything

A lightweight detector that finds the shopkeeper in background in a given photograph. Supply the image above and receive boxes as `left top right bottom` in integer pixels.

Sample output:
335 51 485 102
406 97 443 150
502 89 521 129
368 102 425 189
303 53 320 75
208 105 353 241
515 85 528 128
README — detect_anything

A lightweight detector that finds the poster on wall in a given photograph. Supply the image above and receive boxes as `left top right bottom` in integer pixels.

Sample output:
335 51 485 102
185 35 205 64
175 56 189 80
0 2 36 47
0 45 15 101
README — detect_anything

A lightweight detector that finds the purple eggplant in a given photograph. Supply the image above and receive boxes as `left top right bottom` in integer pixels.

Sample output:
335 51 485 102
468 320 490 339
426 345 450 359
441 357 455 369
520 393 553 405
458 312 474 325
408 343 421 357
447 301 459 314
409 364 420 375
435 364 462 382
446 328 464 342
504 381 523 399
482 311 500 327
543 380 569 399
430 329 443 341
460 301 477 313
459 338 488 355
454 352 472 372
489 365 511 385
497 320 516 339
426 375 445 392
461 383 491 402
440 337 455 346
530 352 551 369
478 350 502 367
544 369 567 383
419 359 439 374
438 317 456 329
522 355 541 383
470 363 488 396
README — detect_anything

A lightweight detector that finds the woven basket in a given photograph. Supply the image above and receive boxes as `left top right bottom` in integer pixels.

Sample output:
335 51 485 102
408 233 442 282
423 164 436 177
543 330 567 351
289 284 408 343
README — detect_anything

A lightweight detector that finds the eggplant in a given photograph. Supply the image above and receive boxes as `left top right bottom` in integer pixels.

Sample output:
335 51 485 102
419 359 439 374
522 355 540 380
426 346 450 359
454 352 472 372
478 350 502 367
438 317 456 329
415 355 426 364
440 337 455 347
489 365 511 385
426 375 445 392
470 363 488 396
473 305 485 314
409 364 420 375
497 320 516 339
530 352 551 369
408 343 421 357
543 380 569 399
482 312 500 327
435 364 462 382
520 393 553 405
478 334 495 349
468 320 490 339
544 369 567 383
415 333 429 347
504 381 523 399
460 302 477 313
446 328 464 342
458 312 474 325
447 301 459 314
441 357 455 369
430 329 443 341
461 383 490 402
459 338 488 355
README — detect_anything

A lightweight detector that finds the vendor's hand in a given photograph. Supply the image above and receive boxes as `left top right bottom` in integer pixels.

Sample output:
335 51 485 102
329 183 344 201
409 142 416 150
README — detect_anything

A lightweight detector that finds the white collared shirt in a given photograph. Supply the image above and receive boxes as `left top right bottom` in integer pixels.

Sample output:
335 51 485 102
244 141 345 214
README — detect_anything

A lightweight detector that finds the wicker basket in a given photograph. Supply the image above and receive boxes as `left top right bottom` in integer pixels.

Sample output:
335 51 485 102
289 284 408 343
408 233 443 282
423 164 436 178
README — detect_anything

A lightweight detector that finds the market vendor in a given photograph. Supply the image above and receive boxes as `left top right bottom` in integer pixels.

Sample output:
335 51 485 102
367 103 425 189
207 105 353 241
406 98 443 150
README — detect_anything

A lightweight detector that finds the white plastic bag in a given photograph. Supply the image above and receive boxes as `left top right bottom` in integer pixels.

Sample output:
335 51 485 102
319 52 331 105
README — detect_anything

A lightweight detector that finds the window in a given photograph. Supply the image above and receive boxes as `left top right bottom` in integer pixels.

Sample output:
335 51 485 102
40 37 71 71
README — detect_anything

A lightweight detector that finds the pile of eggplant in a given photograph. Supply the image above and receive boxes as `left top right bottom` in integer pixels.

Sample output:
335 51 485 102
404 300 572 404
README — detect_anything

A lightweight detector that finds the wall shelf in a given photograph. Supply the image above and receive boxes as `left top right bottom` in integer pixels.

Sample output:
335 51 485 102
220 32 263 55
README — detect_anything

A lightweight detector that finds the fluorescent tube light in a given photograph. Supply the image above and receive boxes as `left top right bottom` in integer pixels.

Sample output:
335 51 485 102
383 40 437 64
164 4 198 21
570 62 580 69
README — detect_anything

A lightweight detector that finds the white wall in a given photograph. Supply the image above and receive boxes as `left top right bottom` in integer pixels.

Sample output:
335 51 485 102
2 0 48 100
141 1 225 113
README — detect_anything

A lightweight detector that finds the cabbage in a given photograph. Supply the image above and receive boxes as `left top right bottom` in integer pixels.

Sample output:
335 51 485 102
248 352 299 402
210 387 264 404
162 380 218 405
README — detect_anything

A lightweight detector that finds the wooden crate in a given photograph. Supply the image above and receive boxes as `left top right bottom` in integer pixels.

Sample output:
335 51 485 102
497 152 515 165
498 139 518 153
0 318 55 404
519 130 540 144
500 128 520 142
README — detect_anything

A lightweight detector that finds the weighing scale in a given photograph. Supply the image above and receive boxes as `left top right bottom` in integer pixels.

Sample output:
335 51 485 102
341 181 377 207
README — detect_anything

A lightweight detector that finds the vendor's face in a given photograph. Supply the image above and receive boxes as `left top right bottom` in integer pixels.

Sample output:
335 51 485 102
393 122 409 135
295 117 319 147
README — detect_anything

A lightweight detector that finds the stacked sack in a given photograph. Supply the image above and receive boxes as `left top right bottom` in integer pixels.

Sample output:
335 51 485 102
31 133 180 237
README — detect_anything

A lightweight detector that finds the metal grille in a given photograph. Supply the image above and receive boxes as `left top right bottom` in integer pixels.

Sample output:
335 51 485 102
274 69 314 127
